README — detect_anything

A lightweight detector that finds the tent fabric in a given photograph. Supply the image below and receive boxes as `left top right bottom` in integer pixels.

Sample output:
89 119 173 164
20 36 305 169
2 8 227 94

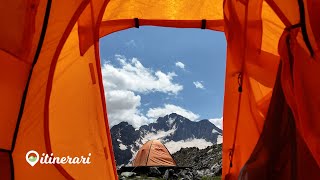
0 0 48 151
133 140 176 167
238 61 320 180
99 0 225 37
1 0 320 179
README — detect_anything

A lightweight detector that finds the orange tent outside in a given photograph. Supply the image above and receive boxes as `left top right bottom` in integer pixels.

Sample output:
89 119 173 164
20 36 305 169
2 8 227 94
0 0 319 179
133 140 176 167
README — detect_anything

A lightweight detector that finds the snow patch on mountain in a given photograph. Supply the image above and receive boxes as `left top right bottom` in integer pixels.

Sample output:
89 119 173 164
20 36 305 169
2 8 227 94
217 135 223 144
165 139 213 154
119 143 127 150
141 125 177 144
128 145 137 165
168 117 175 126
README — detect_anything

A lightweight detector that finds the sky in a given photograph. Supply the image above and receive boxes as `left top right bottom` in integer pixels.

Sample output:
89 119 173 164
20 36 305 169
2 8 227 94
99 26 226 129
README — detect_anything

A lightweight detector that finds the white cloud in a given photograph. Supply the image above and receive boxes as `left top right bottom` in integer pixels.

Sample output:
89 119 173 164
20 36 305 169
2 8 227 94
102 55 183 94
209 117 223 130
165 139 213 154
193 81 205 89
147 104 200 121
175 61 185 69
103 55 183 128
105 90 148 128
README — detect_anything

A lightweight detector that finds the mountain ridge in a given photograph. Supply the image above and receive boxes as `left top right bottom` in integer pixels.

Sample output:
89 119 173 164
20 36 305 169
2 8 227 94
111 113 222 166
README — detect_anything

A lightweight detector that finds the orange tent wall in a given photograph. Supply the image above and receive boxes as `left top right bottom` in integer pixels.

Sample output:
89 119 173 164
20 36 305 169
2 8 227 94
1 0 320 179
0 0 48 151
0 0 117 179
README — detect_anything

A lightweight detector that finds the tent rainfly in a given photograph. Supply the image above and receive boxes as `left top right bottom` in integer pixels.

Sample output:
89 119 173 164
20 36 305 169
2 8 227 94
0 0 320 179
133 140 176 167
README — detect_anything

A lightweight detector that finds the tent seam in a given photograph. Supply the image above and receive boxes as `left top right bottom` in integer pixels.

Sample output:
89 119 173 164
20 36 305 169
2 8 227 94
43 1 90 179
0 148 11 153
93 0 119 178
8 1 52 178
145 140 154 166
10 0 52 152
297 0 314 57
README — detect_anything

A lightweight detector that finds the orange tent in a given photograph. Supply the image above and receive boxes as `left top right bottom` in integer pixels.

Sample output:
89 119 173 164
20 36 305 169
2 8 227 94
0 0 319 179
133 140 176 167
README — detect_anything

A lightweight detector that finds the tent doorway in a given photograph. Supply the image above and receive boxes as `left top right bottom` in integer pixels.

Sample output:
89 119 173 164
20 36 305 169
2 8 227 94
100 26 226 178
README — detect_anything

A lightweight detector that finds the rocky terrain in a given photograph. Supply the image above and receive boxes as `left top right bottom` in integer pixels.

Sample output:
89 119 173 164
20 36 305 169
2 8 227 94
111 113 222 166
118 144 222 180
172 144 222 177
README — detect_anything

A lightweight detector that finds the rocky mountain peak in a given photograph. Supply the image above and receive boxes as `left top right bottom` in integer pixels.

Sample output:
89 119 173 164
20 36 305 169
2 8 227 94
111 113 223 166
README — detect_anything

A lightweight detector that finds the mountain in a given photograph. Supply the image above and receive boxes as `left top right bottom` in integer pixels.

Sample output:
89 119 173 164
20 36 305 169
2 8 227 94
111 113 222 166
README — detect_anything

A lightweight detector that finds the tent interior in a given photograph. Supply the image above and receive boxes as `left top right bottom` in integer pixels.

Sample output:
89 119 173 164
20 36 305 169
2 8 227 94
0 0 320 179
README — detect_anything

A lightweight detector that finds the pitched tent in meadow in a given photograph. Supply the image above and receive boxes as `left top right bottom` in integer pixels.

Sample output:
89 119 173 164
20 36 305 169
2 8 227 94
0 0 320 179
133 140 176 167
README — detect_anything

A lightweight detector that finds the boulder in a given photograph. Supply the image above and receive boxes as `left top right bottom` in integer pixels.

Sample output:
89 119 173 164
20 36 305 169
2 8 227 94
120 172 136 178
147 167 161 177
163 169 175 180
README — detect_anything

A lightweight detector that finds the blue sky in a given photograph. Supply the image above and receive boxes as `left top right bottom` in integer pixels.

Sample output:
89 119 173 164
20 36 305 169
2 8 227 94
100 26 226 129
